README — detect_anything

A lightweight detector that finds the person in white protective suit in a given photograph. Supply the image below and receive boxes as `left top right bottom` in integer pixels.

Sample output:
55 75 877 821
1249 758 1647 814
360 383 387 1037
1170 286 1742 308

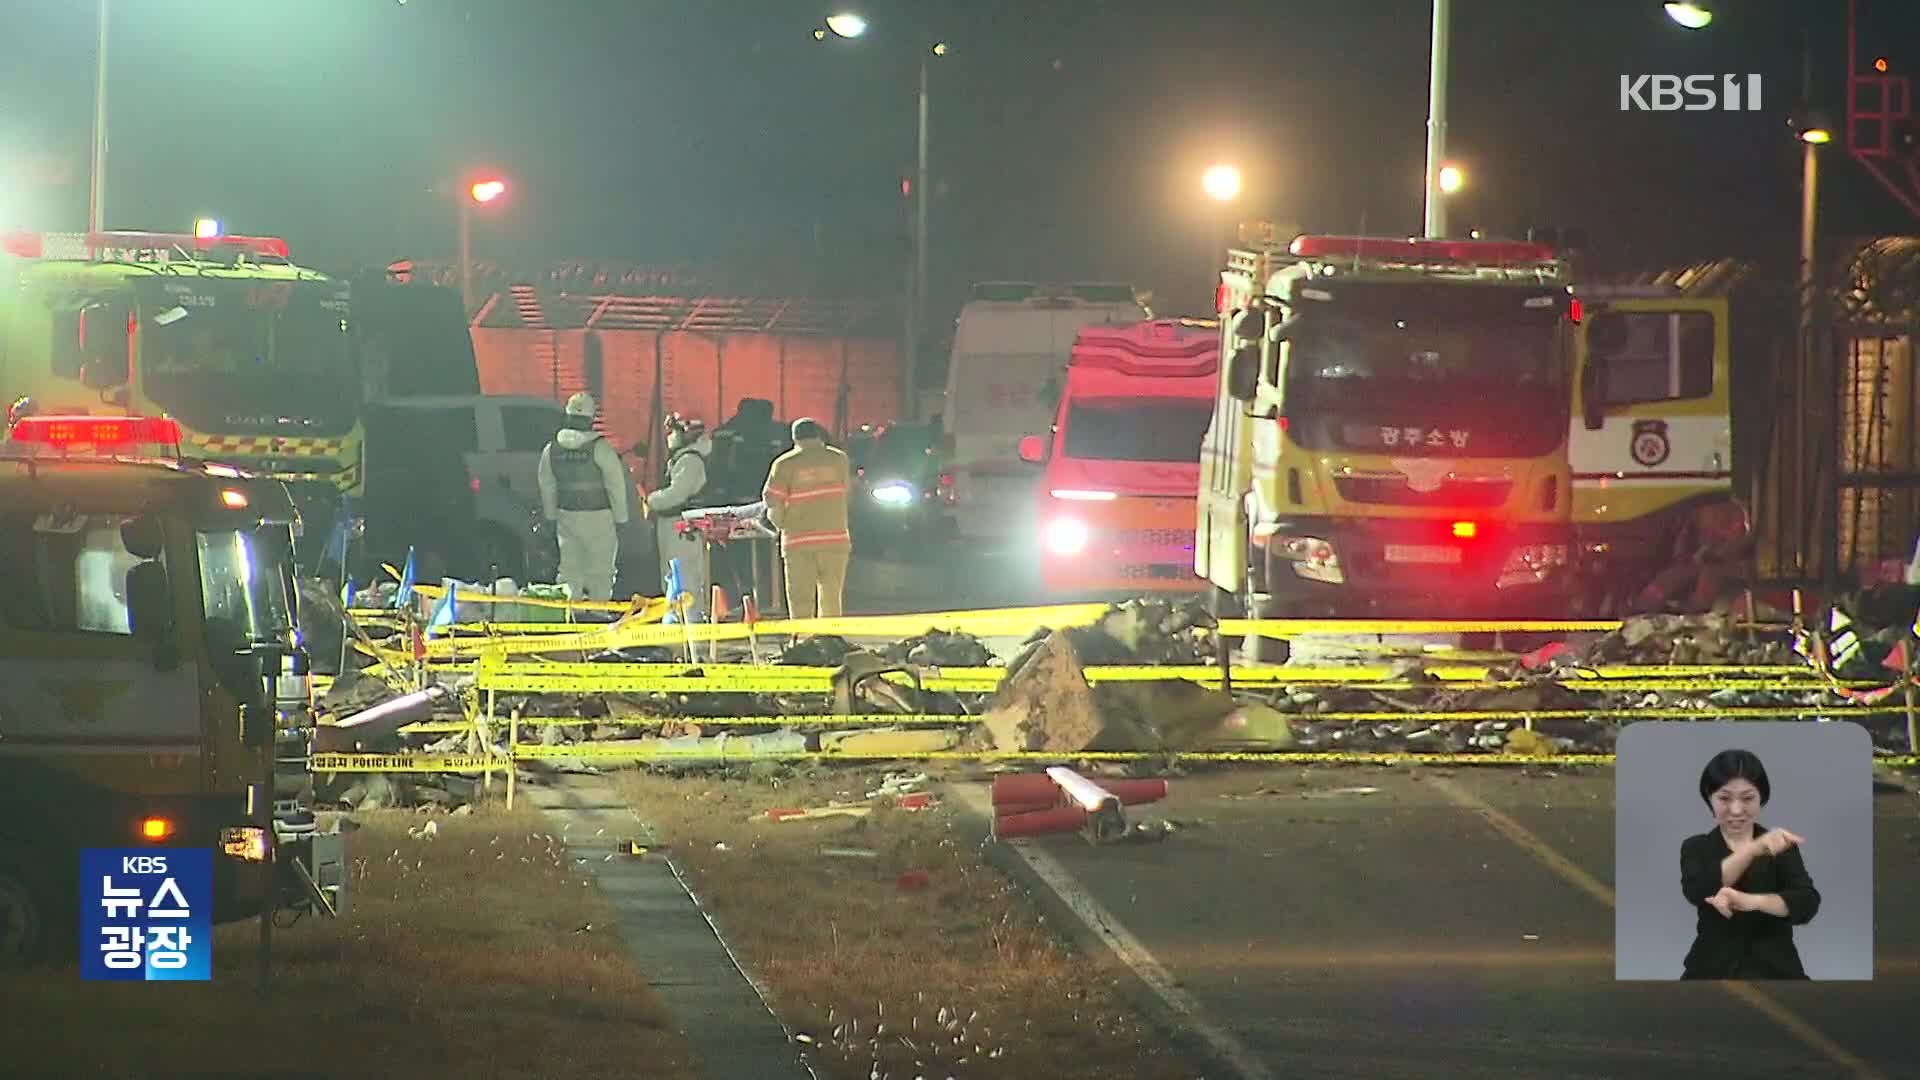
536 392 630 602
647 413 716 620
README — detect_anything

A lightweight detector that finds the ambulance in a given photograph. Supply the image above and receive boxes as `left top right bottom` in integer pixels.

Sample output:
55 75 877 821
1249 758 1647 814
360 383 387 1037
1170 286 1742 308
940 282 1148 546
0 412 345 966
1017 319 1217 595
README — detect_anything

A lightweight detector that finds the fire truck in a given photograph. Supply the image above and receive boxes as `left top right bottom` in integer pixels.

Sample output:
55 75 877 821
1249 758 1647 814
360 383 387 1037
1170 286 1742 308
0 412 345 966
1195 233 1578 649
1017 318 1217 595
0 230 361 561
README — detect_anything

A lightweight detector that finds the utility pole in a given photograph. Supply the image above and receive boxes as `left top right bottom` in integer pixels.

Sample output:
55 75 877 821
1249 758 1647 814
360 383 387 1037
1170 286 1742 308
1422 0 1450 239
905 54 930 422
89 0 109 233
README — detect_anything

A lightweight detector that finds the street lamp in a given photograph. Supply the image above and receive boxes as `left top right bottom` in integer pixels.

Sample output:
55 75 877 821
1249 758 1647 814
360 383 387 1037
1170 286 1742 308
1664 3 1713 29
1202 164 1243 202
1422 0 1451 237
459 176 507 316
194 217 221 239
822 10 941 421
825 12 868 39
1438 164 1464 194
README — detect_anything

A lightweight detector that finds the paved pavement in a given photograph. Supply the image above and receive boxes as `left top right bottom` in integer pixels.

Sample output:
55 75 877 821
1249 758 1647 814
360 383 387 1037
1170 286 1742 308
978 767 1920 1080
527 774 814 1080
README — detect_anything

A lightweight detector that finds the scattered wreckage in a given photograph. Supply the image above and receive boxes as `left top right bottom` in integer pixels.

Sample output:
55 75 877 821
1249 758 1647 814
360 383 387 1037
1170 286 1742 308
297 584 1920 812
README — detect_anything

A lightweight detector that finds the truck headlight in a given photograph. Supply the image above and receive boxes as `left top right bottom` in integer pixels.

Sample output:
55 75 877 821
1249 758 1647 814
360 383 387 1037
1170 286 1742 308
1497 543 1569 588
871 481 916 507
1044 517 1089 556
1276 535 1343 584
221 826 270 862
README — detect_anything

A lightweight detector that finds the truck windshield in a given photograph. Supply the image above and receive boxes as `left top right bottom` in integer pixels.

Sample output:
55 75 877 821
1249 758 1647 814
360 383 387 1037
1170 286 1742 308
137 280 358 435
1290 311 1561 387
1062 399 1213 463
196 527 296 655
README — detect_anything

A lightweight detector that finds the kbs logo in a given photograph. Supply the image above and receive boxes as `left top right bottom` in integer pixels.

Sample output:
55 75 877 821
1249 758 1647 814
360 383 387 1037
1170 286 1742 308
1619 74 1762 111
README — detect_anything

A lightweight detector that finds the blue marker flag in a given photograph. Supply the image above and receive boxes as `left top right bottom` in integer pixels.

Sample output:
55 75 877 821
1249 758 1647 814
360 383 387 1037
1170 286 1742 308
425 577 457 637
82 848 212 981
663 557 684 625
391 546 417 609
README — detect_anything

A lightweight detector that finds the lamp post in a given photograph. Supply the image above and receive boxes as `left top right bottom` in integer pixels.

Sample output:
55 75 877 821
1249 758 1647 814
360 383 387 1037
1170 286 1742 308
1201 163 1242 279
89 0 109 232
1422 0 1451 238
825 11 940 421
460 178 506 316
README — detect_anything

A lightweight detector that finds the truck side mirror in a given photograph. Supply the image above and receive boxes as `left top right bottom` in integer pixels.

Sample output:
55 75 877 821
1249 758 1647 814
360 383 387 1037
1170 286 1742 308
1227 344 1261 402
126 560 179 670
1580 354 1607 431
77 302 132 389
1016 434 1047 464
1230 308 1269 344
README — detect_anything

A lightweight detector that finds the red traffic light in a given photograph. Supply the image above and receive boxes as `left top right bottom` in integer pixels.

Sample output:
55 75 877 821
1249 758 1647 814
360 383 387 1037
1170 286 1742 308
470 179 507 204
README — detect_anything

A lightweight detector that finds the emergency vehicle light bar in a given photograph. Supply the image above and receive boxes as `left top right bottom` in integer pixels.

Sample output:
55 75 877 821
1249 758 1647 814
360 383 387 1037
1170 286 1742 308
8 415 183 448
2 230 290 262
1289 235 1557 266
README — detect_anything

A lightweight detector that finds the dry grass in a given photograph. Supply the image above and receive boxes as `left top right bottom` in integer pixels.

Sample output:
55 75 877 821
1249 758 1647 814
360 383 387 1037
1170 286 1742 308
616 766 1193 1080
1 805 695 1079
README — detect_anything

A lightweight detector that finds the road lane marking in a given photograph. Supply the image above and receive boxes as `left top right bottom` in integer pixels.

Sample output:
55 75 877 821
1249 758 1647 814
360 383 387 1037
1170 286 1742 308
1430 775 1883 1080
953 784 1273 1080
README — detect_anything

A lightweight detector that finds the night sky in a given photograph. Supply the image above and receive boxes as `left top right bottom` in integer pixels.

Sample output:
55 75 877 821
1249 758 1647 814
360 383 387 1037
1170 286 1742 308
3 0 1917 318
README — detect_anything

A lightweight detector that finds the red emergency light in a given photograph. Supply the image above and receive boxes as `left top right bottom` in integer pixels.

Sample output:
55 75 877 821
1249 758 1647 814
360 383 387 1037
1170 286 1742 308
8 415 182 449
1289 235 1557 266
2 230 290 261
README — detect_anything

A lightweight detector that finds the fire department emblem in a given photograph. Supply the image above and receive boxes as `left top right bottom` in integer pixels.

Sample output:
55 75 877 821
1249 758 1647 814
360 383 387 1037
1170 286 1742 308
1393 458 1453 494
1630 419 1671 467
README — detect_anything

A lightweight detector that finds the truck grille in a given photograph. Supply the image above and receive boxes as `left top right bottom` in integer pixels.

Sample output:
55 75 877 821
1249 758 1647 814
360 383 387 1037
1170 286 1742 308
1333 474 1511 508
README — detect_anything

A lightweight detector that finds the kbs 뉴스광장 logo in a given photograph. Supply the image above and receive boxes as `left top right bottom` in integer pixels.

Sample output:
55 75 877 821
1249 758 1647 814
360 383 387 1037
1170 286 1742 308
81 849 212 981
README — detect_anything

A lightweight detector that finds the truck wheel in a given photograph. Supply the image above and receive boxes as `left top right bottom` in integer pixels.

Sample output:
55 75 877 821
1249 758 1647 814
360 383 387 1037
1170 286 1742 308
0 860 52 968
1240 547 1292 665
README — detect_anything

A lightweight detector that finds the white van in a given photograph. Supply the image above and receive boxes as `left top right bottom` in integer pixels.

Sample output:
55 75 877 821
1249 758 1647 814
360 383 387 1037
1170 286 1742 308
940 282 1148 545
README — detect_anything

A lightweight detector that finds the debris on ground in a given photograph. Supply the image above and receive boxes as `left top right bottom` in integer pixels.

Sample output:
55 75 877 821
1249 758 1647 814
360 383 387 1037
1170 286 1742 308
881 628 998 667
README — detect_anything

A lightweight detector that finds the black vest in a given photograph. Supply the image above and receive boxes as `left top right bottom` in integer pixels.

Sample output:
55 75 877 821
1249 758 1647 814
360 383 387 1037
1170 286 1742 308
549 439 612 512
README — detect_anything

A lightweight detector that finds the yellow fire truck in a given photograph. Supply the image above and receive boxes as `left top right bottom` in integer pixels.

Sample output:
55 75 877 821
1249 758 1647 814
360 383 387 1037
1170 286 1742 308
0 230 362 557
1196 233 1579 647
0 412 345 966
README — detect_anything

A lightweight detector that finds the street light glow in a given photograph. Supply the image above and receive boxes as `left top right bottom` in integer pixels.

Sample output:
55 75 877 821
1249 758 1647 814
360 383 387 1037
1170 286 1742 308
470 179 506 204
1202 164 1242 202
1663 3 1712 29
1438 165 1464 194
1800 127 1832 144
193 217 221 239
825 12 868 38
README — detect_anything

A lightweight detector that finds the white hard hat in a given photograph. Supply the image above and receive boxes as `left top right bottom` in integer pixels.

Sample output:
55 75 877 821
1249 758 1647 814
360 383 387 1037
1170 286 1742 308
565 392 596 418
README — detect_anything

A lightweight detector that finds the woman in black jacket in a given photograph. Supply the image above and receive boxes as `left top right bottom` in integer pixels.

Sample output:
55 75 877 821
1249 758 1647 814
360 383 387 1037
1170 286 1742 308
1679 748 1821 979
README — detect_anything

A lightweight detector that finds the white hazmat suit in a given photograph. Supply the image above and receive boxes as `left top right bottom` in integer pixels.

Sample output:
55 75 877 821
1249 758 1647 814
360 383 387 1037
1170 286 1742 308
648 431 713 619
536 393 629 602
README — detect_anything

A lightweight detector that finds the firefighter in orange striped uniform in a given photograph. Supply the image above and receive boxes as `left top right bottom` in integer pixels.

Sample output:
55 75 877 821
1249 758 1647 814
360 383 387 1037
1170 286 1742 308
763 418 852 618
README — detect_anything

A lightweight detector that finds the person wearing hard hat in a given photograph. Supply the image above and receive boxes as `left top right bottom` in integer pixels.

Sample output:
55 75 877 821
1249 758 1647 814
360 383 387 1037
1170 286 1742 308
763 418 853 619
537 392 629 602
647 413 716 619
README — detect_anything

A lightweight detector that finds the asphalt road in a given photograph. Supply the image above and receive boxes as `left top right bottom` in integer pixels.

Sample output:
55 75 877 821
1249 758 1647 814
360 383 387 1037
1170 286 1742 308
1001 767 1920 1080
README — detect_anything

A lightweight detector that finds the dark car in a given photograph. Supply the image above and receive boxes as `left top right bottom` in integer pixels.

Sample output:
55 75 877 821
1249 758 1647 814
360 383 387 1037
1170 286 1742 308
850 420 954 560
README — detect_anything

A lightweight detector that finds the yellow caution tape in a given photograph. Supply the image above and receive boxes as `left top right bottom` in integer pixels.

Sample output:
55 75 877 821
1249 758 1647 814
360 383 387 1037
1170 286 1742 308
311 752 499 772
1218 618 1624 636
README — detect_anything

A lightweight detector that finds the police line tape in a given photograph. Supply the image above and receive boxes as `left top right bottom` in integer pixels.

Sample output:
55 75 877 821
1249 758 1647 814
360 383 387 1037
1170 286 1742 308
468 657 1846 695
433 608 1643 660
384 702 1920 736
310 746 1920 770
